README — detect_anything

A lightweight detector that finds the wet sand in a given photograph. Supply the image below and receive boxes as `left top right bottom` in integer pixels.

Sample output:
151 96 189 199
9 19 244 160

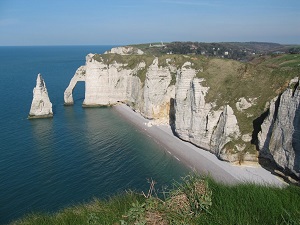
113 104 286 187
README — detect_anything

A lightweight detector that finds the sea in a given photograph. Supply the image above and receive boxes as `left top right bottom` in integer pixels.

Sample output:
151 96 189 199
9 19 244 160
0 46 189 224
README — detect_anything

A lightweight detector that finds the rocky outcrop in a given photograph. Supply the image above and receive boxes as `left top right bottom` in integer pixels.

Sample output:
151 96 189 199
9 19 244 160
104 46 144 55
64 49 299 170
258 77 300 178
29 74 53 119
141 58 175 123
64 53 245 162
64 65 86 105
174 63 241 161
210 105 241 160
236 97 257 112
81 54 143 106
64 54 173 124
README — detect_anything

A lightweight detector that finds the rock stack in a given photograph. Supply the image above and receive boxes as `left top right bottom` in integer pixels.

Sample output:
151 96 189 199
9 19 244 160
28 73 53 119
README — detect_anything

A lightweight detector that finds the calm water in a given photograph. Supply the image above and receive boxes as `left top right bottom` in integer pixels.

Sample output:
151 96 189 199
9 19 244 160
0 46 188 224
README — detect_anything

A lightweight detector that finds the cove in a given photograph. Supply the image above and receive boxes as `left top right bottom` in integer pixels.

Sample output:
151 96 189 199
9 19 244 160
0 46 188 224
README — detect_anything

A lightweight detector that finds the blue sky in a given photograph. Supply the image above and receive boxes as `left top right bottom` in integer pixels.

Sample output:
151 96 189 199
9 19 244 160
0 0 299 45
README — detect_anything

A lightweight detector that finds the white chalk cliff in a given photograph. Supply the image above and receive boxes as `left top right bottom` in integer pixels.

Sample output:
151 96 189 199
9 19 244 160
64 48 300 178
64 65 86 105
258 77 300 178
142 58 175 123
64 53 244 162
104 46 144 55
29 74 53 118
64 54 174 124
174 62 242 161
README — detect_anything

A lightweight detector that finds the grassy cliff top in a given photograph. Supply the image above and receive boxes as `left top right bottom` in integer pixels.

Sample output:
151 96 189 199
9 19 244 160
93 52 300 138
132 41 300 60
11 174 300 225
199 54 299 143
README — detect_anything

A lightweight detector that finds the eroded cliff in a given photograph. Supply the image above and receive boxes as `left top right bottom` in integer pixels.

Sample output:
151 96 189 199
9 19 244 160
64 48 300 178
258 78 300 178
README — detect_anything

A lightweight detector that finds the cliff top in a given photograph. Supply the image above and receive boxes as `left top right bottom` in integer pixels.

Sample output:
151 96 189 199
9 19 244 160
132 41 300 61
92 50 300 143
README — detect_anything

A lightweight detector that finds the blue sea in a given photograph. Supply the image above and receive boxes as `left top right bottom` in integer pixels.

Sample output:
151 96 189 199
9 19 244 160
0 46 188 224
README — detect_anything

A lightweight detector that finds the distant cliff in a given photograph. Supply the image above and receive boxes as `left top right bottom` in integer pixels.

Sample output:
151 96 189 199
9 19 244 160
64 46 300 179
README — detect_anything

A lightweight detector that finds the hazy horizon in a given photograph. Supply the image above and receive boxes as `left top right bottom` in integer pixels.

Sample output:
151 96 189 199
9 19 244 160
0 41 299 47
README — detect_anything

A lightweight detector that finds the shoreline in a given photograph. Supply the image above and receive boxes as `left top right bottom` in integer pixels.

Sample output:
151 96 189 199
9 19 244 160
113 103 286 187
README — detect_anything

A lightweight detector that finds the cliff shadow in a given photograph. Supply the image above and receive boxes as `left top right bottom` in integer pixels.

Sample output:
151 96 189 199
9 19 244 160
251 98 279 176
169 98 176 135
252 94 281 153
252 94 299 183
72 81 85 105
292 101 300 178
292 81 300 178
251 109 269 149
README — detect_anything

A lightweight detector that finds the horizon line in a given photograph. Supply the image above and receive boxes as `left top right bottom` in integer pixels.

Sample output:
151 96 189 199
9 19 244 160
0 41 299 47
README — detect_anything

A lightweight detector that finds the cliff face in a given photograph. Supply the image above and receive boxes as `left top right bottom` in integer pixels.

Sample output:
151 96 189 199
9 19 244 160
65 53 245 162
29 74 53 118
83 54 140 106
64 49 300 178
174 62 241 161
64 54 174 124
64 65 86 105
64 54 143 106
258 78 300 178
142 58 175 123
104 46 144 55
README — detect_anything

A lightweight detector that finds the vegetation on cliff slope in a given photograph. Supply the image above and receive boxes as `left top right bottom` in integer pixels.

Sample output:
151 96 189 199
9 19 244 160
11 174 300 225
93 52 300 147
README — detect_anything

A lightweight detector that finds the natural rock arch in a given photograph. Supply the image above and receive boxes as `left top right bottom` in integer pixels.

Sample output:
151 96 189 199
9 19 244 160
64 66 86 105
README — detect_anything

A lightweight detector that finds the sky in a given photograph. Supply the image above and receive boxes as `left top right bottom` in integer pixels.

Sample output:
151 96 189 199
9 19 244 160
0 0 299 46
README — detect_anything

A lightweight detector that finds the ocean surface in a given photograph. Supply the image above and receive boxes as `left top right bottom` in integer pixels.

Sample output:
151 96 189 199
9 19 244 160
0 46 189 224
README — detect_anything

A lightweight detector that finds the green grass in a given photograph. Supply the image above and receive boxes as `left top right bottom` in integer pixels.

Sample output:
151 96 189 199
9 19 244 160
93 53 155 70
10 192 144 225
92 53 155 84
196 180 300 225
132 43 170 56
195 55 300 137
11 174 300 225
92 52 300 152
263 54 300 68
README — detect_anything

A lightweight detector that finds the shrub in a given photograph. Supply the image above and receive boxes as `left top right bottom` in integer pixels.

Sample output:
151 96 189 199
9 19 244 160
121 173 212 224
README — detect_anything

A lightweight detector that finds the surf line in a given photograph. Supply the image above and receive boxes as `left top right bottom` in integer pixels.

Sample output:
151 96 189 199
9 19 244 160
173 156 180 161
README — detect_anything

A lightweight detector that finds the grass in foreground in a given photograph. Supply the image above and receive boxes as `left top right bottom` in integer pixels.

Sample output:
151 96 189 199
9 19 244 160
11 174 300 225
197 180 300 225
